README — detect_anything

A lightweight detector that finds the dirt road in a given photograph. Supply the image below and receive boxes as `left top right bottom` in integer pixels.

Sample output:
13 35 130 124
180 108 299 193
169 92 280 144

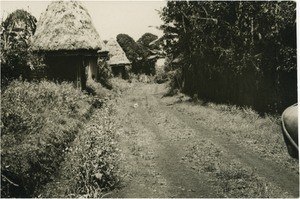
107 83 299 198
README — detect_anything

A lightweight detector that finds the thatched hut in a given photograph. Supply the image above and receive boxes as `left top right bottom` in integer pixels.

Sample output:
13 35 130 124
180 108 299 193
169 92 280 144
31 1 107 89
105 38 131 79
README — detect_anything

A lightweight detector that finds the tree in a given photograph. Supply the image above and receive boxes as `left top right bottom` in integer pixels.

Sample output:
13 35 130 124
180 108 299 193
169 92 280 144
116 34 148 74
161 1 296 113
1 9 43 87
137 33 158 48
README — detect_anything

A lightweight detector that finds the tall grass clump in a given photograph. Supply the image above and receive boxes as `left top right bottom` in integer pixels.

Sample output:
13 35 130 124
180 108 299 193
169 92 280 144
40 103 120 198
1 80 94 197
86 78 112 99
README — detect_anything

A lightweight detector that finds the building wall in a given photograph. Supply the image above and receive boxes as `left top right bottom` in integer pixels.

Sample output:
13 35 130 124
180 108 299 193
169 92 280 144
87 58 98 80
46 56 79 81
111 64 127 79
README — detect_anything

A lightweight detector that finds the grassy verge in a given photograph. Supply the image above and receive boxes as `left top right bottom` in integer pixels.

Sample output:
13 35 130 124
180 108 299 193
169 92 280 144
86 79 112 99
110 77 133 95
172 97 298 172
38 102 120 198
1 80 95 197
183 139 291 197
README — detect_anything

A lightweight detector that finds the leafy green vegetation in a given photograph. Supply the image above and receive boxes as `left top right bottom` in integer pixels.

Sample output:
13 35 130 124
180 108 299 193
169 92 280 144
86 78 112 98
116 34 146 74
161 1 296 113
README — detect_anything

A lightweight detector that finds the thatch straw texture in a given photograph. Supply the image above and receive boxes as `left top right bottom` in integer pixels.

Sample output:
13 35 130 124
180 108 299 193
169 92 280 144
106 38 131 65
31 1 104 51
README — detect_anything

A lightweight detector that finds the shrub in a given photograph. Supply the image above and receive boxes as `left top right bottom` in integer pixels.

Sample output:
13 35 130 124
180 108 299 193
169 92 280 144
1 80 93 197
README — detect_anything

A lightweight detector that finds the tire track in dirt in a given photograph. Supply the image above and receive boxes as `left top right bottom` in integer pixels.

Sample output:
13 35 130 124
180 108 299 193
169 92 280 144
135 107 222 198
109 83 299 198
107 94 169 198
162 103 299 197
150 84 299 197
108 84 221 198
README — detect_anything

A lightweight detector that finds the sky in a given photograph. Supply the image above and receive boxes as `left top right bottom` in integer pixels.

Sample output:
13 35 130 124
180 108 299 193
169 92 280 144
0 0 167 41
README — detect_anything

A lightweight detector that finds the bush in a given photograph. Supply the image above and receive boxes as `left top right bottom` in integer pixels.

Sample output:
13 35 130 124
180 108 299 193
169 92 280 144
1 80 94 197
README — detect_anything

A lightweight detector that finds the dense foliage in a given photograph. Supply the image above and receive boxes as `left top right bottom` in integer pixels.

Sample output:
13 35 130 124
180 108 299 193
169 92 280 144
117 33 157 75
1 80 94 197
1 9 44 87
161 1 296 113
137 32 158 48
116 34 145 73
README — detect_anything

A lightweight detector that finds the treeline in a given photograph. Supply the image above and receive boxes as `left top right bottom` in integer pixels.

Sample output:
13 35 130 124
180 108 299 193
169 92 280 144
161 1 296 113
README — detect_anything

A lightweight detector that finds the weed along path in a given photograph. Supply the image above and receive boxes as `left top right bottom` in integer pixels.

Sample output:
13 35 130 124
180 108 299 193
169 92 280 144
107 82 299 198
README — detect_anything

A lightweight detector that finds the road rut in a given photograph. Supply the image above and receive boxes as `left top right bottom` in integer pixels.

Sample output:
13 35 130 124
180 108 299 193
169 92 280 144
107 83 299 198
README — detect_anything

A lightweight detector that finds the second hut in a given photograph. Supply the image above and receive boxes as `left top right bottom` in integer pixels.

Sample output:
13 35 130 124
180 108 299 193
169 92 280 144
105 38 131 79
31 1 107 89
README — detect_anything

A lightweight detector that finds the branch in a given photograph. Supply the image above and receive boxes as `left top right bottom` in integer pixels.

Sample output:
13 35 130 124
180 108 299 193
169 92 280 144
1 174 19 187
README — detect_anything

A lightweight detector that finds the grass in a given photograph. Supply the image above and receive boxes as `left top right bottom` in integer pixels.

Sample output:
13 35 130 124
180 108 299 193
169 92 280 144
38 102 120 198
1 80 120 197
86 78 112 99
183 140 290 198
173 97 298 170
110 77 133 95
162 90 298 197
215 162 271 198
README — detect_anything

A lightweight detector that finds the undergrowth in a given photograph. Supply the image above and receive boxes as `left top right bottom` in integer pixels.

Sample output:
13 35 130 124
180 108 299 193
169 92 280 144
1 80 94 197
110 77 133 95
86 78 112 99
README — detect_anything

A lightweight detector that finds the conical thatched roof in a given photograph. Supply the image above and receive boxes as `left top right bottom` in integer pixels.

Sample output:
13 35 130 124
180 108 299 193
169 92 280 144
31 1 104 51
106 38 131 65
